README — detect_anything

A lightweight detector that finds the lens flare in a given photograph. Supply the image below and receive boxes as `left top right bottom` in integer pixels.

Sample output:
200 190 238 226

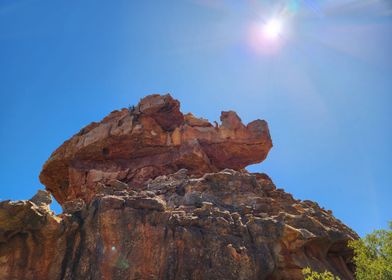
263 18 283 40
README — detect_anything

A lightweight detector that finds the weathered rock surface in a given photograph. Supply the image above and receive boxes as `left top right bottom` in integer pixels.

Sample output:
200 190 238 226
0 171 357 280
39 94 273 205
0 94 358 279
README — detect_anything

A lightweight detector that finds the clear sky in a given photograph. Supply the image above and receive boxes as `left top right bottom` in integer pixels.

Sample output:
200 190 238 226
0 0 391 237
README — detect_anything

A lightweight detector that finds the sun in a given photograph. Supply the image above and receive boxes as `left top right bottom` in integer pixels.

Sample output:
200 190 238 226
263 18 283 40
247 16 288 54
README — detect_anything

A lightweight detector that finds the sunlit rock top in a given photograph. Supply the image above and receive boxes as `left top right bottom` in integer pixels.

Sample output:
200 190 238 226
39 94 273 205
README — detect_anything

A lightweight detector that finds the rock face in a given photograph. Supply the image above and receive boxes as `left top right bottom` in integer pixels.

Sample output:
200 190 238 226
39 94 272 205
0 94 357 280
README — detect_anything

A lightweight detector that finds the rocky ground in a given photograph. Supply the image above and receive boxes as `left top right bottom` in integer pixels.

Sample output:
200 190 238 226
0 94 357 279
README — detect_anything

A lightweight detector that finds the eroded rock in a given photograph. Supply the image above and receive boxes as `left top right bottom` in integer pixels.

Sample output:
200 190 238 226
39 94 272 205
62 198 86 214
0 171 357 280
0 94 358 280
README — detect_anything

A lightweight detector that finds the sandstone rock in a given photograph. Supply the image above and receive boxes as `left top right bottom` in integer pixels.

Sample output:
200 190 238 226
125 197 166 212
0 199 68 280
39 94 273 205
62 198 86 214
30 189 52 208
107 179 129 191
184 113 211 127
137 94 184 130
0 171 357 280
100 195 125 210
0 94 358 280
28 190 53 215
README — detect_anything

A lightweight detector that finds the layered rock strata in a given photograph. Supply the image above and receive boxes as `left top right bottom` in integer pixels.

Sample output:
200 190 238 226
0 94 357 280
39 94 273 205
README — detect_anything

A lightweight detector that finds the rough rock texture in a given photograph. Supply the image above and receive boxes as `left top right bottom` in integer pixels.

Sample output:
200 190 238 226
39 94 273 205
0 171 357 280
0 94 358 280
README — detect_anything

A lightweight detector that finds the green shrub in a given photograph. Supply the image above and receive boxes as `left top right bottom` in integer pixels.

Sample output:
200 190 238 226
348 222 392 280
303 221 392 280
302 267 340 280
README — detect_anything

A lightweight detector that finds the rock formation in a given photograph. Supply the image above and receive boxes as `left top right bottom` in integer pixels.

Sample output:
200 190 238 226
0 94 357 280
39 94 272 205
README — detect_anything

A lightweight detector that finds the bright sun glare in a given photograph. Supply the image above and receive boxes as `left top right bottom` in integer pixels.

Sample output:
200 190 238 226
263 18 283 40
248 17 286 54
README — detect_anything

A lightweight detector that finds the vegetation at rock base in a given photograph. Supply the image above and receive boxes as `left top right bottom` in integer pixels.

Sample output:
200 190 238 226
303 221 392 280
302 267 340 280
348 221 392 280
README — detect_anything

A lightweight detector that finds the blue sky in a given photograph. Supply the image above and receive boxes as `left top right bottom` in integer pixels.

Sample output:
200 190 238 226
0 0 391 237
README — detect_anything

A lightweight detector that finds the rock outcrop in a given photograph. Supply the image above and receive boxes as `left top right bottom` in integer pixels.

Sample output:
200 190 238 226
39 94 272 205
0 94 357 280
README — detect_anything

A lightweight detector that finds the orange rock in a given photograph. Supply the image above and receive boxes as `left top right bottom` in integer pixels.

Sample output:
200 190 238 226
0 95 358 280
0 171 357 280
39 94 273 205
